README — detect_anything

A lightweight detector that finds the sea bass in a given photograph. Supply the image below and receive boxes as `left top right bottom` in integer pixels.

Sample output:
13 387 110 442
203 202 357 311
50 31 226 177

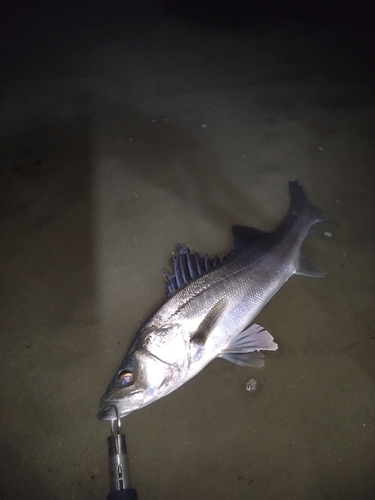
98 181 326 420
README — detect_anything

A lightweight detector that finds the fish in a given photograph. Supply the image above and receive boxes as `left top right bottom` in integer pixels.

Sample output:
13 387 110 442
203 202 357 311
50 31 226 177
98 181 327 421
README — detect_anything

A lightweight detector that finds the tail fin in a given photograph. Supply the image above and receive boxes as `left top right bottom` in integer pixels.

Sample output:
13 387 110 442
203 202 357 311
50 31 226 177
289 181 329 278
289 181 327 224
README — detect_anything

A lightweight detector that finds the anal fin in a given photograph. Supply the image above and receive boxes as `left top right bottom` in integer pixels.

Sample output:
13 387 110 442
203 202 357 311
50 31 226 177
218 324 277 368
219 351 266 368
296 250 326 277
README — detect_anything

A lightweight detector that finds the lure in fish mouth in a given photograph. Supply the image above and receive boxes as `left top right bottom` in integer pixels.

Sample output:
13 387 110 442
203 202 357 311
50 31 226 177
98 181 327 421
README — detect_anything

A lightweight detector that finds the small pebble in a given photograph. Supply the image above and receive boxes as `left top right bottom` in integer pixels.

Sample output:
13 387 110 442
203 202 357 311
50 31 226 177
201 123 208 128
246 378 257 392
324 231 332 237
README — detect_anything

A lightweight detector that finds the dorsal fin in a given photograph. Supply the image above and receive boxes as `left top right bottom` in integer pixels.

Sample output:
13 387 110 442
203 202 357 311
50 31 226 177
232 224 268 250
165 244 227 296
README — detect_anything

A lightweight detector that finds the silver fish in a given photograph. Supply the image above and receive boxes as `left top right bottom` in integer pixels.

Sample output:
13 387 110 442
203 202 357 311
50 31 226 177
98 181 326 420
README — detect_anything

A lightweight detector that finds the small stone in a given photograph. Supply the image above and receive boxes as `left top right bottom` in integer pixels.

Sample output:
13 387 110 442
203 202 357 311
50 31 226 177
324 231 332 237
246 378 257 392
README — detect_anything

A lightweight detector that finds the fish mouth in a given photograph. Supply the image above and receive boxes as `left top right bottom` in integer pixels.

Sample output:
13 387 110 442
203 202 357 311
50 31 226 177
97 394 142 421
97 404 119 421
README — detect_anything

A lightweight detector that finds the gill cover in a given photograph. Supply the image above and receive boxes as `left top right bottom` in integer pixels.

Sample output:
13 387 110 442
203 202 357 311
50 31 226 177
98 325 189 420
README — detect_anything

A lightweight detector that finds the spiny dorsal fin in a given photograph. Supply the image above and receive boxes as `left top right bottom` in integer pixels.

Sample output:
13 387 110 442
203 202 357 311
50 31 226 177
165 244 227 296
232 224 268 250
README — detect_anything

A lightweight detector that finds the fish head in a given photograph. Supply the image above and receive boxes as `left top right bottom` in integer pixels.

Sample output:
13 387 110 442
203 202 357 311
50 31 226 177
98 325 188 420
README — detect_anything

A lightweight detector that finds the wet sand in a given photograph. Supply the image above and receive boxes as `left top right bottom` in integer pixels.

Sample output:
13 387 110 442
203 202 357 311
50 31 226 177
1 1 374 499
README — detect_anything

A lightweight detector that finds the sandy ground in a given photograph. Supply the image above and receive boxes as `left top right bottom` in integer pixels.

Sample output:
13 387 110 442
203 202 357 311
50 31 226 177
1 1 375 499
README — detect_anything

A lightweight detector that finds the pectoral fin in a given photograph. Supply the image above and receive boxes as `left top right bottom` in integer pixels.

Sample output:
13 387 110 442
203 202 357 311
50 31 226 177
191 299 227 346
218 324 278 368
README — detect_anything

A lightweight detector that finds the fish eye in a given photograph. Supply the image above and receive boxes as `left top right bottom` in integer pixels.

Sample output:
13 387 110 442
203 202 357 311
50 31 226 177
118 370 134 386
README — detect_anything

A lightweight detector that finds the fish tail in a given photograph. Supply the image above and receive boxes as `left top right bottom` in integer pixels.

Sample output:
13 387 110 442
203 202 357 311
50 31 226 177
289 181 327 224
288 181 329 278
